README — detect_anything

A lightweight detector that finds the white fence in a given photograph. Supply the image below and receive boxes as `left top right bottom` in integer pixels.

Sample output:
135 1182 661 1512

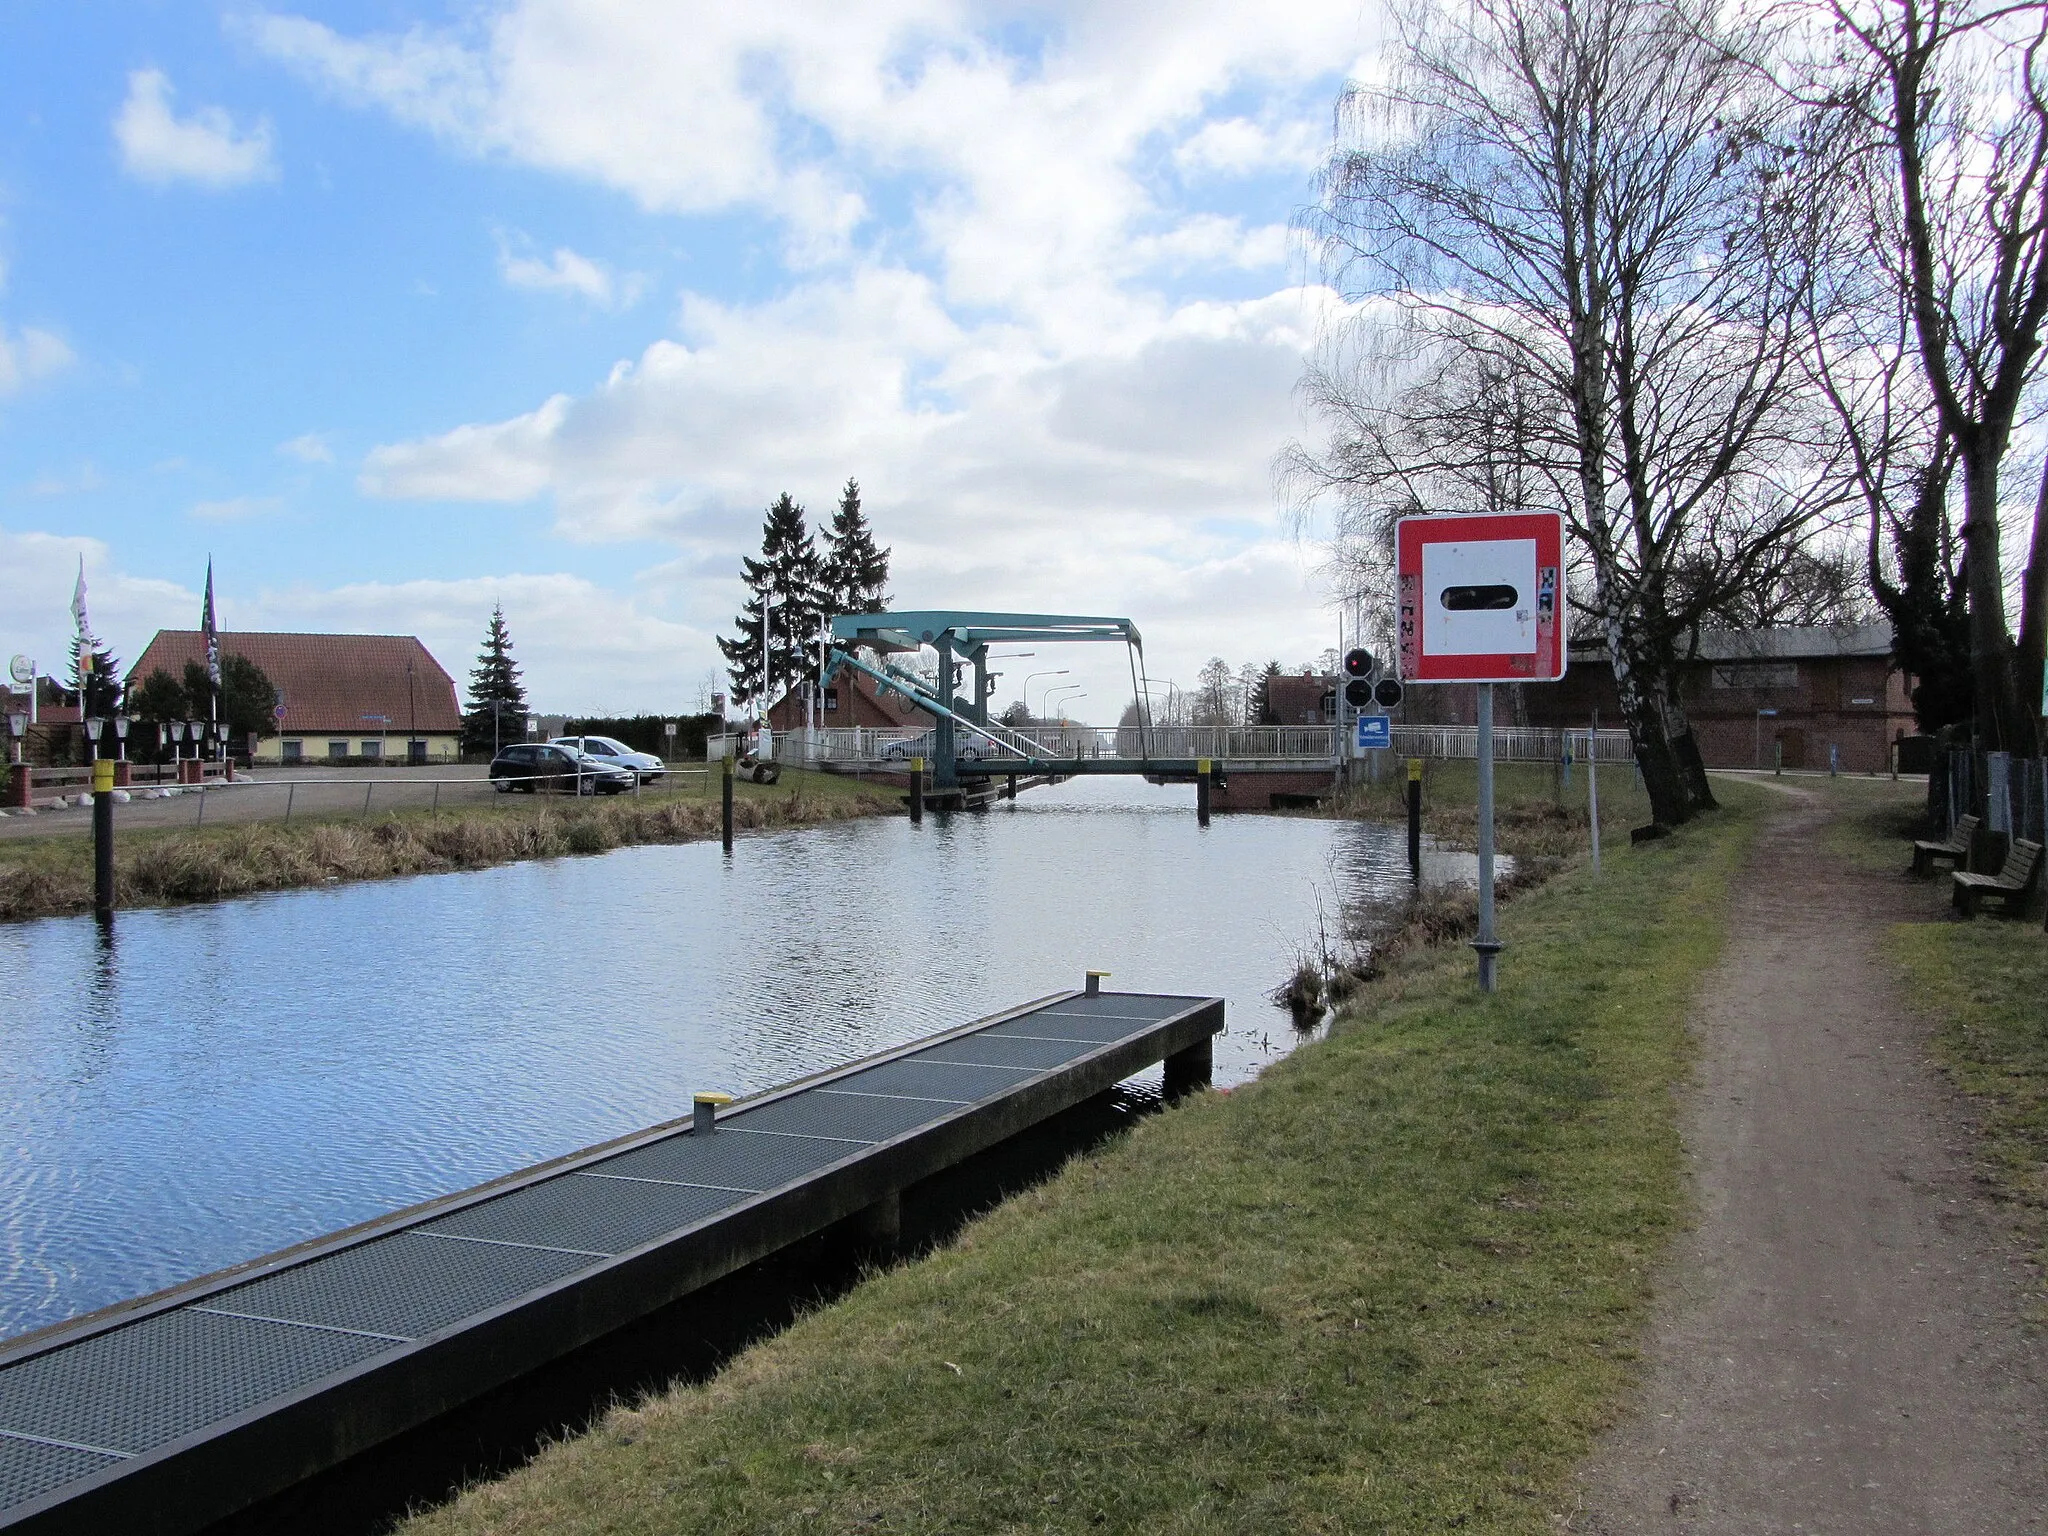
737 722 1635 767
1390 726 1635 763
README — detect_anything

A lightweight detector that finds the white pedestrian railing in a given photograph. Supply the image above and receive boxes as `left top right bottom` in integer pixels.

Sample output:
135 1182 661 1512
758 721 1635 767
1389 725 1634 763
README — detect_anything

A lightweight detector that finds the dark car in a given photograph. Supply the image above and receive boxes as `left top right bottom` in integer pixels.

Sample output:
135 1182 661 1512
488 743 634 795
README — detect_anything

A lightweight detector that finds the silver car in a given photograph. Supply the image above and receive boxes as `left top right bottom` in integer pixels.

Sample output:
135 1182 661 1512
551 735 666 782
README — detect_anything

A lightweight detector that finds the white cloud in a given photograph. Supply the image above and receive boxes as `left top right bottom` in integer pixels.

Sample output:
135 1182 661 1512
1174 116 1326 177
0 526 196 676
277 432 334 464
0 325 73 395
18 464 102 497
191 496 286 522
497 239 641 307
114 68 276 188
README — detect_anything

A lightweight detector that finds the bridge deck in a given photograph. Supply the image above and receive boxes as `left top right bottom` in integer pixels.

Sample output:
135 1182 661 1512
0 990 1222 1535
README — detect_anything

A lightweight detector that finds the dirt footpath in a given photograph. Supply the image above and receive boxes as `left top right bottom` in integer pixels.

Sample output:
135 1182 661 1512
1574 785 2048 1533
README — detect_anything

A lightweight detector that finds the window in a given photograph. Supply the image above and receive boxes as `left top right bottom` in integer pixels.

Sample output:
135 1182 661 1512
825 688 840 713
359 740 382 759
327 740 349 760
280 740 303 762
408 739 427 764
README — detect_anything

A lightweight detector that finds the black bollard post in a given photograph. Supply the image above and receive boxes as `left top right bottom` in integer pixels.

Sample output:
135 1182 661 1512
92 757 116 920
1196 758 1212 826
1006 773 1016 800
1406 757 1423 882
721 753 735 853
909 756 924 823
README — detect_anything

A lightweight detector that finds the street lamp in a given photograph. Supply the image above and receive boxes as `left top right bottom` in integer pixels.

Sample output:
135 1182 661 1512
1025 669 1069 719
1046 684 1085 721
113 716 130 761
83 717 104 758
5 709 25 765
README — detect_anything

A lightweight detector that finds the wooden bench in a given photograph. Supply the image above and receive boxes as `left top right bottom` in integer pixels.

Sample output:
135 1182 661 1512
1953 838 2043 918
1912 813 1979 876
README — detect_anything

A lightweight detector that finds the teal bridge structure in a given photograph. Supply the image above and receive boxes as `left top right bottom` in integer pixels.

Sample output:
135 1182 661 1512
821 609 1341 796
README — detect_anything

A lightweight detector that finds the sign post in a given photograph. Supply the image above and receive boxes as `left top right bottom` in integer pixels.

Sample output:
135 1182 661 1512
1396 511 1567 993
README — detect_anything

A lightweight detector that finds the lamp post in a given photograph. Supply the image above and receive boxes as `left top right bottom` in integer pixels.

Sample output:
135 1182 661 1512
187 721 204 783
5 709 27 811
83 715 103 761
1025 669 1068 720
1046 684 1085 722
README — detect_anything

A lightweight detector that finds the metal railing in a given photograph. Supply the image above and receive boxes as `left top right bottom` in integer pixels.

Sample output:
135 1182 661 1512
1390 725 1635 763
766 721 1633 767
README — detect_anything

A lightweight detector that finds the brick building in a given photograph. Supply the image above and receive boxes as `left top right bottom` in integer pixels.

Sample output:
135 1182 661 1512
1505 624 1911 774
129 631 464 764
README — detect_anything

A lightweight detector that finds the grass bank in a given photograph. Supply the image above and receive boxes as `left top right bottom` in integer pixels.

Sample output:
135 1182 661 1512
1324 758 1652 868
402 797 1752 1535
0 769 895 922
1895 922 2048 1315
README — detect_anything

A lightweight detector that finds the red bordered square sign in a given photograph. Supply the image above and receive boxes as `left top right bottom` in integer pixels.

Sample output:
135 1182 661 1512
1395 511 1567 683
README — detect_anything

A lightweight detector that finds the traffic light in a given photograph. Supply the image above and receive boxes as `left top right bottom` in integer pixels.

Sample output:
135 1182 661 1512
1344 678 1375 708
1374 678 1404 709
1343 647 1375 679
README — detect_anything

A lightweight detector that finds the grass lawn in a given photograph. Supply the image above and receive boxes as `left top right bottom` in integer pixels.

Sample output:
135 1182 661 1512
0 767 897 921
401 793 1755 1535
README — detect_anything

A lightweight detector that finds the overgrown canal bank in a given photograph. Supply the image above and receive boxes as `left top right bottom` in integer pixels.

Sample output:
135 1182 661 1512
396 790 1756 1536
0 769 893 921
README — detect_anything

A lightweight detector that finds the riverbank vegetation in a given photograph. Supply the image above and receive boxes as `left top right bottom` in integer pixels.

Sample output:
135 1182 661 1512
400 792 1752 1536
0 769 895 922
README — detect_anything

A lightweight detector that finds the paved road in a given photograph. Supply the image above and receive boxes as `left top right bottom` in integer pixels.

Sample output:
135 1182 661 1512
0 764 704 841
1573 785 2048 1532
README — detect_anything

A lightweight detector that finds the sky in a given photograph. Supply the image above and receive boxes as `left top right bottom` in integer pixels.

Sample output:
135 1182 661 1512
0 1 1376 717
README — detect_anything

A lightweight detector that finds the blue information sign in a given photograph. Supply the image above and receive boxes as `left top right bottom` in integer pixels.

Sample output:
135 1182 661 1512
1354 714 1391 751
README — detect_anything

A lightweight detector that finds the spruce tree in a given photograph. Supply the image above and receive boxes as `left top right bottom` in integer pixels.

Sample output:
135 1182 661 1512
1253 660 1283 726
819 478 891 619
717 493 825 706
462 605 528 755
68 636 122 718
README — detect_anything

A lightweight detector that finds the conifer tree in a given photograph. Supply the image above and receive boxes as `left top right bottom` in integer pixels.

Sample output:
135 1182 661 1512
718 493 825 706
68 636 122 718
1252 660 1283 726
462 605 528 755
819 478 891 619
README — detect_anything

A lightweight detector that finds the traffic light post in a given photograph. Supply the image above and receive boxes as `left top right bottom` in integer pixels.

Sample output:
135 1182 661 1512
1341 647 1402 786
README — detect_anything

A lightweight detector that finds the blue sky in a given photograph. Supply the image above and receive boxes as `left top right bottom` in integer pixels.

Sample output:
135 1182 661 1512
0 1 1375 713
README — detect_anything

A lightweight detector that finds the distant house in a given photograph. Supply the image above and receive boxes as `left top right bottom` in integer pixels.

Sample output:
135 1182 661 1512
1509 623 1912 774
765 666 940 733
1264 671 1339 727
128 631 464 765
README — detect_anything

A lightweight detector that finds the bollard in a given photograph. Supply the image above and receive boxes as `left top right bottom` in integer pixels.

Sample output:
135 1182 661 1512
1196 758 1212 826
1406 758 1423 882
693 1091 733 1135
909 757 924 823
92 758 116 921
1006 773 1017 801
1085 968 1110 997
721 754 735 852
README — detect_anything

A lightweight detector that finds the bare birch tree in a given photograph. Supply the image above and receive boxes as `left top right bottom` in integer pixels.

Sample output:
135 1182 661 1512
1297 0 1844 825
1803 0 2048 752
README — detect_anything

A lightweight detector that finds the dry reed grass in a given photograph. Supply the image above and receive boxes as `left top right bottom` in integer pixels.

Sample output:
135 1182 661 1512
0 788 887 922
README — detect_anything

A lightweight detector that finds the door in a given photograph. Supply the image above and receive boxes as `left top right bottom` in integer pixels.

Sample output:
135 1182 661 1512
1775 728 1806 770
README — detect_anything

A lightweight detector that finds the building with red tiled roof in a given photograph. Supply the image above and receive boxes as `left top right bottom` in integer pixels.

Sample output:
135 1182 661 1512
128 631 463 764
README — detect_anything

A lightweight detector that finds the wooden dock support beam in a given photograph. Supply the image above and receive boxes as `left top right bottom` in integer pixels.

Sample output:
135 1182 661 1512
721 754 735 852
1163 1035 1213 1100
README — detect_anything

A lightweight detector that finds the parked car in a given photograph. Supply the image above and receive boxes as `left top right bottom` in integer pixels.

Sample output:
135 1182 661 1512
489 743 634 795
550 735 666 782
881 731 987 762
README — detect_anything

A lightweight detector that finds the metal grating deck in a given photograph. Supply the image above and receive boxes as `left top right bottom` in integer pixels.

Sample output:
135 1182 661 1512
0 989 1220 1535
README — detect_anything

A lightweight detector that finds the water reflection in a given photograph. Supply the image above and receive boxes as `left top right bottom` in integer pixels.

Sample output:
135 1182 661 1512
0 775 1457 1339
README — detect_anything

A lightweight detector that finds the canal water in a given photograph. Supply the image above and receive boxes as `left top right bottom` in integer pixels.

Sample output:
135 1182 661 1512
0 776 1472 1341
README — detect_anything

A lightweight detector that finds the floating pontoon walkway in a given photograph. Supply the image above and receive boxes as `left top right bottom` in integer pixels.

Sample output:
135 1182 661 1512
0 989 1222 1535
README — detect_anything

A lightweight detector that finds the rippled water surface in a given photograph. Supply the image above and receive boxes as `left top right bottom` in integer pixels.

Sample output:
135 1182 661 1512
0 776 1469 1339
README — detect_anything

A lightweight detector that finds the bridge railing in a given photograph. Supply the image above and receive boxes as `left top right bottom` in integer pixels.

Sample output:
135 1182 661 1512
1390 725 1634 762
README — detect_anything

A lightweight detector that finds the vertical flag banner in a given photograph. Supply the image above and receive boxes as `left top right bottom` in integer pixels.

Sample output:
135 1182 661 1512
71 556 90 641
203 559 221 688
